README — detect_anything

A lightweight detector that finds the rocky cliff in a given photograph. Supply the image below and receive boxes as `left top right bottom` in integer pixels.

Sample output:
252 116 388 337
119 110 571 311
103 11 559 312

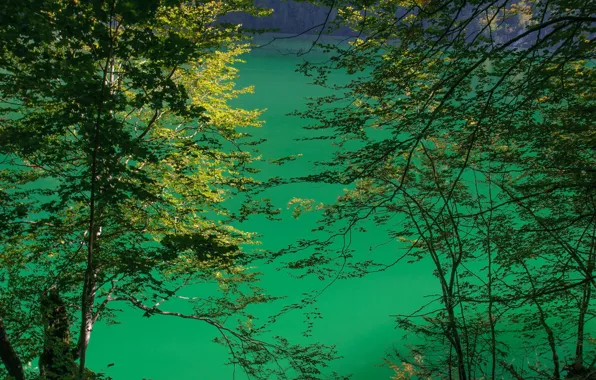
222 1 533 46
222 0 353 36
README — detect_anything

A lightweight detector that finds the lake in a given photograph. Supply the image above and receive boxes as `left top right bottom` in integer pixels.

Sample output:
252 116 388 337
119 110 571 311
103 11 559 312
86 37 435 380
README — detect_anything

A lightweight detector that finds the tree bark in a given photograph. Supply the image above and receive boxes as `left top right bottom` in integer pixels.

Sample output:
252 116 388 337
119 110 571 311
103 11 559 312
78 1 117 376
40 287 76 379
0 317 25 380
572 273 593 373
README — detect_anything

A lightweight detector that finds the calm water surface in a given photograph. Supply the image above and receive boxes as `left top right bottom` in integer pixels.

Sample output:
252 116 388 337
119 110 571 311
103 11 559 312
88 41 434 380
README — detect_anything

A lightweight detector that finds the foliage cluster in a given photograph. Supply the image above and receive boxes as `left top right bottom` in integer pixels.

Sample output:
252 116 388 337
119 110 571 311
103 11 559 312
284 0 595 378
0 1 340 379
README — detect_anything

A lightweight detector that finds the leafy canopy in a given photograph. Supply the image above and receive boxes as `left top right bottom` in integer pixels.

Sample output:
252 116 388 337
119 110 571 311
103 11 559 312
0 1 340 379
284 0 595 378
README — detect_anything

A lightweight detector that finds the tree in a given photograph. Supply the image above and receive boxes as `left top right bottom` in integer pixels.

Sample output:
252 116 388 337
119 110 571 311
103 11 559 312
282 0 595 378
0 1 340 379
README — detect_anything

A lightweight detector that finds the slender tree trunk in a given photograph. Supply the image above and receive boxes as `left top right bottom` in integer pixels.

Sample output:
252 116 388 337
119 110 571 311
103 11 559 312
78 2 116 377
456 277 473 378
488 254 497 380
447 306 467 380
573 223 595 373
521 263 560 379
447 253 466 380
486 173 496 380
402 182 467 380
0 317 24 380
448 345 453 380
574 274 592 371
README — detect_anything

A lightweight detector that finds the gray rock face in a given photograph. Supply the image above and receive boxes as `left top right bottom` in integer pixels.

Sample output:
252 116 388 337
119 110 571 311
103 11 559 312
222 0 353 36
221 1 539 45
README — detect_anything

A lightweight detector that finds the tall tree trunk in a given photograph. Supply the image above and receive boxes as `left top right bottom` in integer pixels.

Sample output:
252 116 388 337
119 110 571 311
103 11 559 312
573 274 593 373
0 317 24 380
572 226 595 374
487 233 497 380
78 1 116 377
521 263 560 379
481 170 497 380
447 306 468 380
40 287 76 379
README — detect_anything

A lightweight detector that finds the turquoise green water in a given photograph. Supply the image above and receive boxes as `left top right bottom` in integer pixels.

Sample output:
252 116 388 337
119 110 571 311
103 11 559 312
86 44 435 379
